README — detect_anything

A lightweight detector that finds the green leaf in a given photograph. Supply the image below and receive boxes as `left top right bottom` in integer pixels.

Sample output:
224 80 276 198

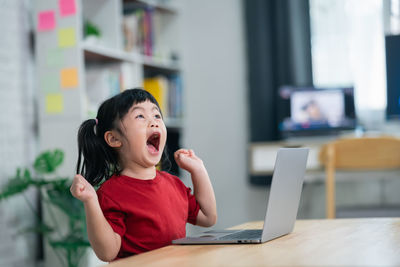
23 168 31 180
34 149 64 174
18 222 54 235
31 178 69 188
0 168 33 200
84 20 101 37
46 183 85 221
50 235 90 249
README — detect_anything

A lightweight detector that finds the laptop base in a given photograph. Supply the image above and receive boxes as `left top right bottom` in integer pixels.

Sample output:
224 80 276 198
172 229 262 245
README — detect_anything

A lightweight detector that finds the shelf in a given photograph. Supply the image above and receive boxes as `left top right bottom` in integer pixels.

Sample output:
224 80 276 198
83 43 180 72
141 54 180 72
164 117 183 129
83 43 132 62
123 0 178 14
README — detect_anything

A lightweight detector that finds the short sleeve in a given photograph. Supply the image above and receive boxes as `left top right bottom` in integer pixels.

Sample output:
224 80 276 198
186 187 200 225
97 190 126 237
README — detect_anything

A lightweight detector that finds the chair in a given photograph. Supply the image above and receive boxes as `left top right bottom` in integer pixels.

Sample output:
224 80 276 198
319 136 400 218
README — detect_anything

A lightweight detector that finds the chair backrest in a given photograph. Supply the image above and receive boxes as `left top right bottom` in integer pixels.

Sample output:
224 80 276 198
320 136 400 169
319 136 400 218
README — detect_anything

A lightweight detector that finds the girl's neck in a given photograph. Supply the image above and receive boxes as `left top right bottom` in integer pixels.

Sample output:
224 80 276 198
121 165 157 180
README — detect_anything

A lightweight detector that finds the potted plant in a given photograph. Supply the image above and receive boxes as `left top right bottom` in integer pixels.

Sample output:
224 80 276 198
0 149 90 267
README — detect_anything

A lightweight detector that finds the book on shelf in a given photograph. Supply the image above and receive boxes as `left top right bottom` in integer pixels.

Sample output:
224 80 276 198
143 7 154 56
123 13 140 53
123 5 172 62
143 75 169 116
143 74 183 120
167 74 182 118
85 64 123 117
123 7 154 56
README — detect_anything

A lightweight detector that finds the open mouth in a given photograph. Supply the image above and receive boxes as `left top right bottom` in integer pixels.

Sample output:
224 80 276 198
146 132 160 152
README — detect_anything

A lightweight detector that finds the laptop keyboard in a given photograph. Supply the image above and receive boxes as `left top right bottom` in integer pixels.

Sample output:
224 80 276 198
218 230 262 240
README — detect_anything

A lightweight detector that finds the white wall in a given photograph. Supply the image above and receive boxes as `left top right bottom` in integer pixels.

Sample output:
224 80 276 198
178 0 268 232
0 0 38 266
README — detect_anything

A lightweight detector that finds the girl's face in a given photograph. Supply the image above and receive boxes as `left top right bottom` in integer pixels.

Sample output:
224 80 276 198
118 100 167 170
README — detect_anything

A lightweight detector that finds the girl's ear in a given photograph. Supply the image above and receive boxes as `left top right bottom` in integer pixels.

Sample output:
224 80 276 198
104 130 122 148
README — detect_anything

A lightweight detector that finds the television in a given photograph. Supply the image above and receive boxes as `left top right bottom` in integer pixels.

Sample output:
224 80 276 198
277 86 356 138
385 35 400 120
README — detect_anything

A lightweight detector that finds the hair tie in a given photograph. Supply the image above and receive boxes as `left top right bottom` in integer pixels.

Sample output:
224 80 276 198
95 118 98 125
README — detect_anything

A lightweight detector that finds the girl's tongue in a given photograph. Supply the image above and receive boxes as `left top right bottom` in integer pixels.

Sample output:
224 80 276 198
147 143 158 154
146 133 160 154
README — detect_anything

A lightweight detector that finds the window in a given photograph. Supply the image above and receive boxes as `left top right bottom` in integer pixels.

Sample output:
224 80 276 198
310 0 386 111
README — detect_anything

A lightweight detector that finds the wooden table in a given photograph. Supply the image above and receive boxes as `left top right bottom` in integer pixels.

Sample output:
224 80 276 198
106 218 400 266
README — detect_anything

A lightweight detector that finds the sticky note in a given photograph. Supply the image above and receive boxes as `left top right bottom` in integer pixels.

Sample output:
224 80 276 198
41 74 60 93
38 11 55 32
58 28 76 48
59 0 76 17
46 49 64 67
60 68 79 88
45 93 63 114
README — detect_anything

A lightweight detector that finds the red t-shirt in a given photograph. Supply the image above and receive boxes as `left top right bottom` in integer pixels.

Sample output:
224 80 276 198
96 170 200 259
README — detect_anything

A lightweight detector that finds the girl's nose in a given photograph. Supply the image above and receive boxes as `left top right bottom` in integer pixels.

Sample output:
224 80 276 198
150 119 159 127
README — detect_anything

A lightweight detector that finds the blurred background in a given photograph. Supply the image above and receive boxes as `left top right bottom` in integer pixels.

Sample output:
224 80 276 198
1 0 400 266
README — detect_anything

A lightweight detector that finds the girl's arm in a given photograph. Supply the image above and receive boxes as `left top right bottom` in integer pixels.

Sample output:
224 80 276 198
174 149 217 227
70 175 121 262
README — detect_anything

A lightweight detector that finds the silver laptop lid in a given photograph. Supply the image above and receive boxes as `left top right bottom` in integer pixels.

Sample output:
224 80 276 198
261 148 309 242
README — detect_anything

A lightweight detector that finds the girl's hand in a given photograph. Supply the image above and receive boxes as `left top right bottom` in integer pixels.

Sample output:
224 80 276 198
174 149 205 173
70 174 97 203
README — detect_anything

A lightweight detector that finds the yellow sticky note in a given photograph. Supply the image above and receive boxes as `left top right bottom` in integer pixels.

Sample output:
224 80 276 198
60 68 78 88
58 27 76 47
45 93 63 114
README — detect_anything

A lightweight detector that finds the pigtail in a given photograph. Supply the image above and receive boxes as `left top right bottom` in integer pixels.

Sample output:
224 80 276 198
76 118 119 186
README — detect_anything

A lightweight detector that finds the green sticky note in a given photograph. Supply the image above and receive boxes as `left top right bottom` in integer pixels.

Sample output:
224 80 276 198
46 48 64 67
41 74 60 93
45 93 64 114
58 27 76 48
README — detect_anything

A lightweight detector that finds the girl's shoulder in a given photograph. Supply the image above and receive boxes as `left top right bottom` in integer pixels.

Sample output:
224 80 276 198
157 170 187 188
96 174 123 193
157 170 179 181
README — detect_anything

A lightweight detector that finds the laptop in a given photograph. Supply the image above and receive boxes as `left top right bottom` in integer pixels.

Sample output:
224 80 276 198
172 147 309 244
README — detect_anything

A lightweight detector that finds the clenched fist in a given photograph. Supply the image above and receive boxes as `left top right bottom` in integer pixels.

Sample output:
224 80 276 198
70 174 97 203
174 149 205 173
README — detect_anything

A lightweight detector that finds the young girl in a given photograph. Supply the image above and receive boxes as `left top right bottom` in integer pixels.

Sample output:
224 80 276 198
70 88 217 261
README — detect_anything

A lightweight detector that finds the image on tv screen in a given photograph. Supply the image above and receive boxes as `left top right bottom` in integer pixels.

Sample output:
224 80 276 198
291 90 344 128
278 86 356 136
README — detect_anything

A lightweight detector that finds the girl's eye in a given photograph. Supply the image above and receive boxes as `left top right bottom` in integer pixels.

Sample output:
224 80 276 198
135 114 145 119
155 114 161 119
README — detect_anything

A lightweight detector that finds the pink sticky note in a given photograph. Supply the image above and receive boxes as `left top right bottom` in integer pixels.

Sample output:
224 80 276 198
59 0 76 17
38 11 55 32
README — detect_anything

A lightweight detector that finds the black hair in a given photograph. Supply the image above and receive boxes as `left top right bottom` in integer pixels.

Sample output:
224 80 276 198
76 88 170 186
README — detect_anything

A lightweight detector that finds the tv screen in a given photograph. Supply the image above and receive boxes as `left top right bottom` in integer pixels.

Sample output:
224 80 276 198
277 86 356 137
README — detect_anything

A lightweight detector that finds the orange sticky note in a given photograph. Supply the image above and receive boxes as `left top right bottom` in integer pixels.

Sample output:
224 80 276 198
45 93 64 114
38 10 56 32
60 68 79 88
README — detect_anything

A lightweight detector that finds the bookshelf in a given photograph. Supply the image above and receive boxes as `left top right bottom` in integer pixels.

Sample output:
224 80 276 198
34 0 184 179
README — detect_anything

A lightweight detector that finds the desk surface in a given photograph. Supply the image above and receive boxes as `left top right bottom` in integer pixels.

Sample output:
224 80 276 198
107 218 400 267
